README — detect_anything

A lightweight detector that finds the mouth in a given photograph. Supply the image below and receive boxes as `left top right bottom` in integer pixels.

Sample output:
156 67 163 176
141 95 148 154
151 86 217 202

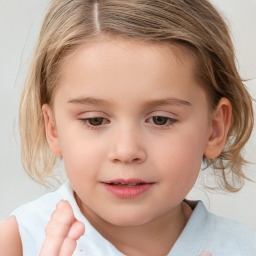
106 182 148 187
101 179 155 199
103 178 154 186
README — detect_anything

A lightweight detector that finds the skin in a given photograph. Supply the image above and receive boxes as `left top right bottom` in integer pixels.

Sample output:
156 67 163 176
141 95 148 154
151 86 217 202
0 39 230 256
40 201 85 256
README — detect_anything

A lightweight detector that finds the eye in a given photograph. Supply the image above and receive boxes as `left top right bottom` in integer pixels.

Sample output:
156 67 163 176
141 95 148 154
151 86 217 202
88 117 105 126
147 116 177 126
80 117 109 127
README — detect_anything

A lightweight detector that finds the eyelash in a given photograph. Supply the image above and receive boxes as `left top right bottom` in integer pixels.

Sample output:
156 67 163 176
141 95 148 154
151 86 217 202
79 117 109 129
146 116 178 127
79 116 178 130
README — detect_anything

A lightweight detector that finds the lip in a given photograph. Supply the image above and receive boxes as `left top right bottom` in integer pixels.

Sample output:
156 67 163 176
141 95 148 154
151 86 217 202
102 179 155 199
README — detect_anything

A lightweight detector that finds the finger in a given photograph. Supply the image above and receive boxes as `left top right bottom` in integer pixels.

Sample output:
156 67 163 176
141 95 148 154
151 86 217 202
40 236 65 256
200 252 212 256
40 200 76 256
59 238 77 256
67 220 85 240
46 201 76 236
59 220 85 256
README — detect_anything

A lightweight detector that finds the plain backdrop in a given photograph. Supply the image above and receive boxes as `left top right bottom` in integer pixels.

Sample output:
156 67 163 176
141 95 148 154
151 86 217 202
0 0 256 230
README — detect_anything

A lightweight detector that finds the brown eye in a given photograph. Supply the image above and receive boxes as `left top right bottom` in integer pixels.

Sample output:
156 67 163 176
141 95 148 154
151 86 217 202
147 116 177 127
88 117 105 126
152 116 169 125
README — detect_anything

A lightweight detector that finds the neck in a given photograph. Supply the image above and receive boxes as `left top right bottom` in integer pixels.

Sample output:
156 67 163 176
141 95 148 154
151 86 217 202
77 197 192 256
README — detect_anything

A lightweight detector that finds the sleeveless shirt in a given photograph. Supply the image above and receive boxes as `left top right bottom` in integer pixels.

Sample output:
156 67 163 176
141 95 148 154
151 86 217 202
11 182 256 256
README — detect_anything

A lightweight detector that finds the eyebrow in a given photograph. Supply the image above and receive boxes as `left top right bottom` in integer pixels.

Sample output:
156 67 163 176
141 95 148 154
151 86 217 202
67 96 191 107
143 98 192 108
68 97 110 106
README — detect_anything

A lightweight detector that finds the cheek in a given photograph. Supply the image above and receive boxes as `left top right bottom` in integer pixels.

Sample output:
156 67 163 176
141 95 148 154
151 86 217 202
152 127 207 193
59 132 107 180
155 126 206 166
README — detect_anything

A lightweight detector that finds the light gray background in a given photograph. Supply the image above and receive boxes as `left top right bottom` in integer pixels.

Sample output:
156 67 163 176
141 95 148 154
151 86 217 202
0 0 256 230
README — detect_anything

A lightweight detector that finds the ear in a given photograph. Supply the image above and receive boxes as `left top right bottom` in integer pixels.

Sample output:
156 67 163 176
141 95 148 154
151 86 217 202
204 98 232 159
42 104 62 157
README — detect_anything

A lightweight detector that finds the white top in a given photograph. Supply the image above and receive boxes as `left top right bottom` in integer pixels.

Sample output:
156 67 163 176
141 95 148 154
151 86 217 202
11 182 256 256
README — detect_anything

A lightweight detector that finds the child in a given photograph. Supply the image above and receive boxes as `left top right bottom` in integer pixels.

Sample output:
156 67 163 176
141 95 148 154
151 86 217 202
0 0 255 255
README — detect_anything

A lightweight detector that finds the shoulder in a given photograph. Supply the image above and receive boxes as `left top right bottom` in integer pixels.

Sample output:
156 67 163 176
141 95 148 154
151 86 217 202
10 183 70 255
0 216 22 256
11 183 68 232
202 205 256 255
11 182 69 224
175 201 256 255
206 211 256 243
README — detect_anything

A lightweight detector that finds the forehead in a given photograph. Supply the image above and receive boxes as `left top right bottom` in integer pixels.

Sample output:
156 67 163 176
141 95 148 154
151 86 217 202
55 38 205 107
71 38 195 64
59 38 198 82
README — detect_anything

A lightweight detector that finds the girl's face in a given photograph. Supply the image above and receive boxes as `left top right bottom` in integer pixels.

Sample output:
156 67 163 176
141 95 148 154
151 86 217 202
44 39 214 226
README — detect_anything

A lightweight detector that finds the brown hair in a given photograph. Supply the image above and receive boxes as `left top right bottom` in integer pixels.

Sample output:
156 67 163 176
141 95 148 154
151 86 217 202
19 0 254 191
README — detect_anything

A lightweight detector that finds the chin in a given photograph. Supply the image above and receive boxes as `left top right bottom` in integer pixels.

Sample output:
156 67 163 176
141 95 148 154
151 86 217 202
102 211 154 227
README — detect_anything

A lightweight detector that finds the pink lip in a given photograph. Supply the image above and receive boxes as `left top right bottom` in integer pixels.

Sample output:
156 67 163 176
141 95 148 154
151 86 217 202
102 179 154 199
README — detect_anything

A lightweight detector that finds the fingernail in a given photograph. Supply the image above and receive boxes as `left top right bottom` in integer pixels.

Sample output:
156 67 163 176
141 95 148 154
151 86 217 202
200 252 212 256
56 200 67 209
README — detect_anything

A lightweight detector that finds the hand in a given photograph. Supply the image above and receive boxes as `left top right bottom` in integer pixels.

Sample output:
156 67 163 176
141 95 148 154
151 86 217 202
40 200 85 256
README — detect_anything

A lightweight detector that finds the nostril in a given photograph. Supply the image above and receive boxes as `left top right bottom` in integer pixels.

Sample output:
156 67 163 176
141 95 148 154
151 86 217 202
134 158 140 162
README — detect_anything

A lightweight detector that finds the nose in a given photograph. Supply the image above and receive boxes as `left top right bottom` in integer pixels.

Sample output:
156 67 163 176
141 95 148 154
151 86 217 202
108 126 147 164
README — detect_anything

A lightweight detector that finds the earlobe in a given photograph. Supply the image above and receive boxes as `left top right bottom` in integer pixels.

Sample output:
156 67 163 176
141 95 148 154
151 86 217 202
42 104 62 157
204 98 232 159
